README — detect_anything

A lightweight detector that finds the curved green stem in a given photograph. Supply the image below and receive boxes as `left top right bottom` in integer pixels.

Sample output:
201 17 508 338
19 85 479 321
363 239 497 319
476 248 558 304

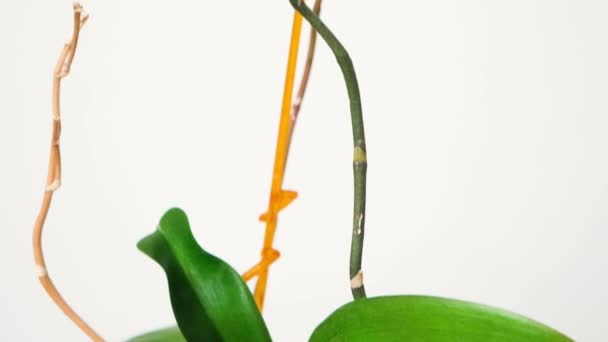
289 0 368 300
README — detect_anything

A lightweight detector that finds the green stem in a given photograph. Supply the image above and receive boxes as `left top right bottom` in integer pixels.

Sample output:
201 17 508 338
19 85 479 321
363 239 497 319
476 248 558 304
289 0 368 300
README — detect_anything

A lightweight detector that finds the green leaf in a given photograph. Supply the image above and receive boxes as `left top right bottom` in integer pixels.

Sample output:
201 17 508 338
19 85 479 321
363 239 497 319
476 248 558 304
136 208 271 342
310 295 573 342
127 326 185 342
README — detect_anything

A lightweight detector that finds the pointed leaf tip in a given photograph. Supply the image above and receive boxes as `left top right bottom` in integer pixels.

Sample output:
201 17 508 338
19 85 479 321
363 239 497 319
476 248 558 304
158 207 192 237
136 207 193 268
136 208 272 341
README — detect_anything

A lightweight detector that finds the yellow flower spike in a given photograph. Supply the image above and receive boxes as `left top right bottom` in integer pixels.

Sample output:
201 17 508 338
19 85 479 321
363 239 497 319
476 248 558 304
241 9 304 311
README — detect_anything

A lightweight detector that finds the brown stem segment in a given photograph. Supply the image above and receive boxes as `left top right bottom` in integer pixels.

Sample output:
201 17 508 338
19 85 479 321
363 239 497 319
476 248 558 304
32 4 103 341
286 0 322 154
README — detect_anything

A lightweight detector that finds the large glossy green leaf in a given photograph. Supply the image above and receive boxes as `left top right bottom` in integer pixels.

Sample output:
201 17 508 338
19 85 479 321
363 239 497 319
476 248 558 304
310 295 573 342
136 208 271 342
127 326 185 342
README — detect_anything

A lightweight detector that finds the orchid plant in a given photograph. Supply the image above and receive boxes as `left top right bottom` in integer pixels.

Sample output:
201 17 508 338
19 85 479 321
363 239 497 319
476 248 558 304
33 2 574 341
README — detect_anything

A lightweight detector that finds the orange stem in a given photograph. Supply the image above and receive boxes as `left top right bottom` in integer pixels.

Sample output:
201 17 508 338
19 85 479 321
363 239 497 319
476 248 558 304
244 10 303 311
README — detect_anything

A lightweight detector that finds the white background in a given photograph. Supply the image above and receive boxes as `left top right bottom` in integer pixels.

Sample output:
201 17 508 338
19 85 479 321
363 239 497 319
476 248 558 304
1 0 607 341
